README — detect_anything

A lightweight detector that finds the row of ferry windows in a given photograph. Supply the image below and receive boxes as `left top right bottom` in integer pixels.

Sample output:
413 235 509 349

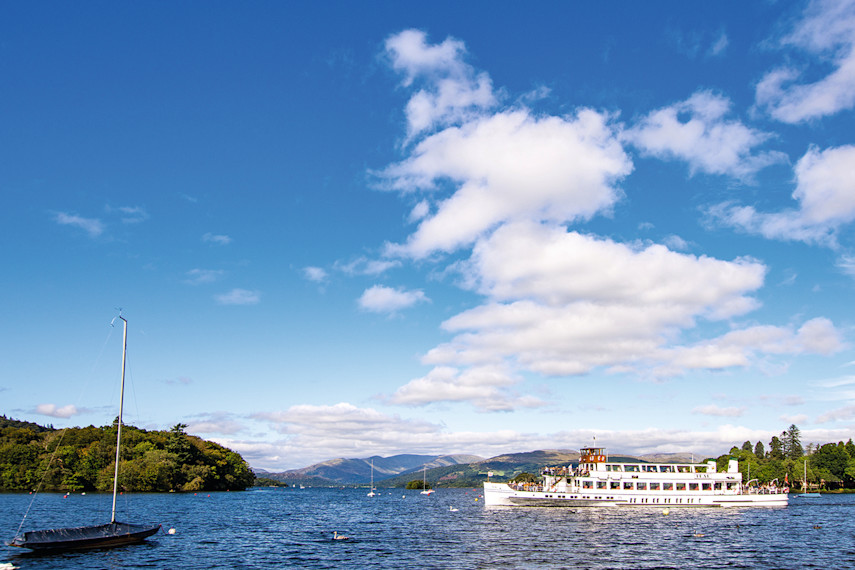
581 481 737 491
604 464 707 473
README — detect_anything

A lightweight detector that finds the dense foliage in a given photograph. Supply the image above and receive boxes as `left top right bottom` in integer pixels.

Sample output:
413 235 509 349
254 477 289 487
718 425 855 491
0 420 255 492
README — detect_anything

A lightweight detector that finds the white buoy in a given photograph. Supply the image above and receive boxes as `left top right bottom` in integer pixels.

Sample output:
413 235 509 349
167 528 176 535
662 508 670 515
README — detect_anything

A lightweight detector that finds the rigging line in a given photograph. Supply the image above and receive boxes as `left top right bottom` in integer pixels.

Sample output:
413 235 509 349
14 427 70 538
14 320 119 536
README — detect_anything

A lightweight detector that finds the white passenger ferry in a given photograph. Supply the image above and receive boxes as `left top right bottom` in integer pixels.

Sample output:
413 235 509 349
483 447 788 508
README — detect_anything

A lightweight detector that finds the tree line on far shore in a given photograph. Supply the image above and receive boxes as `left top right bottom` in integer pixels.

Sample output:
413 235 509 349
0 416 255 492
719 424 855 490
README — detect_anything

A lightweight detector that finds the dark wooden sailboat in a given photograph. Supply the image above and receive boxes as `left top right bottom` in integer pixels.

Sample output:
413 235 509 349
9 315 161 551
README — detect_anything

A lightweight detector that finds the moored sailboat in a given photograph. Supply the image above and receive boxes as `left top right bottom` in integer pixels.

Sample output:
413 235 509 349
9 315 161 551
367 459 377 497
797 458 821 498
420 465 434 495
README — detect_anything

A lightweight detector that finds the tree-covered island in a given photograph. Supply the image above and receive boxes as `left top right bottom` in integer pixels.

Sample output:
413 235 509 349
0 417 255 492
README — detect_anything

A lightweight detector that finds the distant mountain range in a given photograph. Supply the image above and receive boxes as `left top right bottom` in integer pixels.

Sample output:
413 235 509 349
255 449 704 487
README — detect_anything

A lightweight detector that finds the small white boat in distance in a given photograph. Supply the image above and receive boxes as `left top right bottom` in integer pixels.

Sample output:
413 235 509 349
420 466 434 495
367 459 377 497
483 447 788 508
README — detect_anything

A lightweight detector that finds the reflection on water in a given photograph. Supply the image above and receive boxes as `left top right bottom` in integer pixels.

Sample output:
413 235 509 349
2 489 853 569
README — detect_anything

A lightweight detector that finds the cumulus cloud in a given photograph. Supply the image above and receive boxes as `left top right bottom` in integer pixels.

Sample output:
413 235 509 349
388 364 544 412
379 109 632 258
706 144 855 245
756 0 855 122
35 403 80 418
214 288 260 305
385 29 497 138
54 212 104 238
371 30 844 412
624 90 785 179
412 223 843 391
303 266 328 283
358 285 428 313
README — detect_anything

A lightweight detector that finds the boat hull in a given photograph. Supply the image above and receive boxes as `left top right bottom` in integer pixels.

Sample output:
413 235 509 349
9 521 161 551
483 482 788 508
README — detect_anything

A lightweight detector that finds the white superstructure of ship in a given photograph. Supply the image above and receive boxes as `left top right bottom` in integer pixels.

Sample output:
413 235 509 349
483 447 788 508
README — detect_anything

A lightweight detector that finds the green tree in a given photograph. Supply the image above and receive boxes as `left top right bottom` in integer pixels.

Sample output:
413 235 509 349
754 441 765 459
511 472 537 483
812 443 850 481
782 424 804 459
768 436 784 460
742 441 753 453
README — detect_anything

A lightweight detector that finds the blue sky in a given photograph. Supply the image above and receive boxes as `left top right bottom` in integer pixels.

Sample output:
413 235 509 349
3 0 855 470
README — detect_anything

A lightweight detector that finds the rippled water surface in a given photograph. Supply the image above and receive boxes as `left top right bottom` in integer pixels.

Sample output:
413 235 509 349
2 489 853 569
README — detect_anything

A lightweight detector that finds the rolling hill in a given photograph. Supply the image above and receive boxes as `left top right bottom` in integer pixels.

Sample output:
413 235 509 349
258 449 699 488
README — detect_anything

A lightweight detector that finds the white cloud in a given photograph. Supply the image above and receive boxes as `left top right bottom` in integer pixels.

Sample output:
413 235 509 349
816 404 855 423
624 91 785 179
380 109 632 259
693 404 745 417
35 403 80 418
358 285 428 313
780 413 810 425
227 411 855 470
202 232 232 245
408 200 430 223
110 205 149 224
186 412 245 435
384 29 497 138
184 268 225 285
708 31 729 57
54 212 104 238
302 266 328 283
706 144 855 245
371 29 844 413
412 223 842 393
214 288 260 305
388 364 544 412
335 257 401 276
756 0 855 122
245 403 457 466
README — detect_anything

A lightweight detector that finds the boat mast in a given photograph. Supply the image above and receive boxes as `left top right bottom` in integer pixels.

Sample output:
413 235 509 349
111 314 128 524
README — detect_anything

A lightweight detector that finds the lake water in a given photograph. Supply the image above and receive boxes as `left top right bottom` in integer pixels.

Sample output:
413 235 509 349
2 488 853 569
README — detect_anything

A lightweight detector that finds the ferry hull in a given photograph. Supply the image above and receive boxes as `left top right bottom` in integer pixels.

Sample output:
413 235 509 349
483 482 788 508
